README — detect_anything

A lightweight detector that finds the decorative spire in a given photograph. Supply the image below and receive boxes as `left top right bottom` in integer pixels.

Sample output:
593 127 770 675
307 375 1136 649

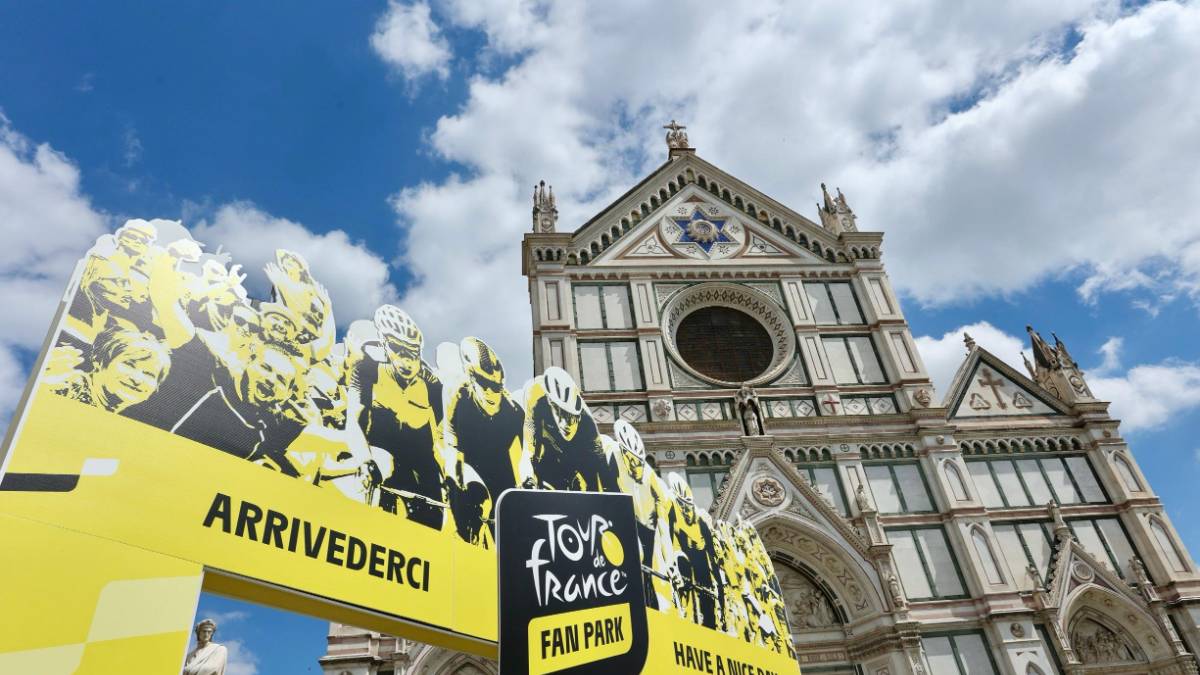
1025 325 1095 404
1049 499 1071 541
531 180 558 233
1052 332 1077 367
1022 351 1036 379
817 182 858 234
821 183 836 212
1026 325 1056 369
963 332 976 353
835 187 851 213
663 120 691 156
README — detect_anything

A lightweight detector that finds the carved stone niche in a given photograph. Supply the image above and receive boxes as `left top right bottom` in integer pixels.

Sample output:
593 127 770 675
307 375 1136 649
752 475 785 507
775 564 841 632
1069 616 1145 666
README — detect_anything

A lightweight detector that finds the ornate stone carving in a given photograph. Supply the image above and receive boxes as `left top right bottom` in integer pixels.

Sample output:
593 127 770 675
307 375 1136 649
1049 499 1070 540
664 119 690 149
963 332 977 352
888 574 906 609
752 476 785 507
627 236 669 257
737 384 766 436
660 283 796 387
1011 622 1026 638
1129 557 1150 586
531 180 557 233
1071 561 1095 583
1070 618 1141 665
654 283 688 307
776 564 839 631
785 496 812 520
770 356 808 387
855 484 875 514
760 525 872 615
660 204 743 260
912 388 933 407
651 398 673 420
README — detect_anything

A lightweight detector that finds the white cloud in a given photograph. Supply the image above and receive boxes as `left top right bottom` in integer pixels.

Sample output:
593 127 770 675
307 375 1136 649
0 114 109 435
913 322 1029 399
913 322 1200 433
370 1 452 82
201 609 249 626
0 113 109 350
847 2 1200 307
375 0 1200 378
222 639 259 675
0 344 26 439
1095 336 1123 375
1090 362 1200 432
192 202 399 328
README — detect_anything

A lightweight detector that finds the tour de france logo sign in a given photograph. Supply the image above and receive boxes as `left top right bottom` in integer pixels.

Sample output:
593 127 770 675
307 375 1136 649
0 219 801 675
497 490 649 675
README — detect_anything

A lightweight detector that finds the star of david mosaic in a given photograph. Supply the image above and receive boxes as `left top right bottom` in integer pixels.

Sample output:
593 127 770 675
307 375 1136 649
672 208 732 253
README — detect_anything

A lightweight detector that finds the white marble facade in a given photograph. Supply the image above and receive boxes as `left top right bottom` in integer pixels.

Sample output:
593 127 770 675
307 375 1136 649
320 133 1200 675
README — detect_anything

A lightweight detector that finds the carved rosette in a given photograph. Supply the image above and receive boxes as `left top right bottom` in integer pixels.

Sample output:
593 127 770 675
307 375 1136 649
650 398 673 421
752 476 785 507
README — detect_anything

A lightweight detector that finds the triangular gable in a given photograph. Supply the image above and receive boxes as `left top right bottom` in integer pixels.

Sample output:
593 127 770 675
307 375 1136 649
711 443 870 557
945 348 1067 419
592 184 832 266
572 153 844 265
1044 533 1144 610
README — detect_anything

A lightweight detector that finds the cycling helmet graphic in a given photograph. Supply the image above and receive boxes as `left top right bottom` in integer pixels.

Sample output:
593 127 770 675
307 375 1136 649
667 472 694 506
461 337 504 386
613 419 645 459
543 367 583 415
374 305 422 351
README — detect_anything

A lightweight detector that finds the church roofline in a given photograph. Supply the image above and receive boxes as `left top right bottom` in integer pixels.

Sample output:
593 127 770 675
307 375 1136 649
572 158 673 235
568 152 843 252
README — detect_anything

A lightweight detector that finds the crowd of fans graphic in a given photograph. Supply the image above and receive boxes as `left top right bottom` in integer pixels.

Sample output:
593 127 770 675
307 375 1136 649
39 221 793 655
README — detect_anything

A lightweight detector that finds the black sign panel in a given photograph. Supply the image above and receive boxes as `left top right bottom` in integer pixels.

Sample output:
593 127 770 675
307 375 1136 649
496 490 648 675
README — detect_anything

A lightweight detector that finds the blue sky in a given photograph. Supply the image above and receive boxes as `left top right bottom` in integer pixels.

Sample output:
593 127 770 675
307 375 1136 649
2 2 1200 672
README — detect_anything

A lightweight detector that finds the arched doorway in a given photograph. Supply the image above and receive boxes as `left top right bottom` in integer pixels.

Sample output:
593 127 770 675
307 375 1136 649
772 553 857 674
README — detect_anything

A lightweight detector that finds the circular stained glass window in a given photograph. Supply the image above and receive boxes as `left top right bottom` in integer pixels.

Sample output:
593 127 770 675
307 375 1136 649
675 306 774 383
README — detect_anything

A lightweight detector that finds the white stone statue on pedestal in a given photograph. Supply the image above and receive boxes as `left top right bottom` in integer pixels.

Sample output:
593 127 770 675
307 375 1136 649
183 618 228 675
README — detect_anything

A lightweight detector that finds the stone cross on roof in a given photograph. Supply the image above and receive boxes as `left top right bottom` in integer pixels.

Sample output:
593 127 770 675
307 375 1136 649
664 119 691 152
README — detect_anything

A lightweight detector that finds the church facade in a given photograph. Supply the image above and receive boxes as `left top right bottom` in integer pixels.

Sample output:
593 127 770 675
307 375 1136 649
320 126 1200 675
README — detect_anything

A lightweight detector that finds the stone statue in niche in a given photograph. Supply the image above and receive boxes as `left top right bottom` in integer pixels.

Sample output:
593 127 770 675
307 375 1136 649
855 483 874 513
777 565 838 630
736 384 765 436
182 619 228 675
888 574 906 608
1130 557 1149 585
